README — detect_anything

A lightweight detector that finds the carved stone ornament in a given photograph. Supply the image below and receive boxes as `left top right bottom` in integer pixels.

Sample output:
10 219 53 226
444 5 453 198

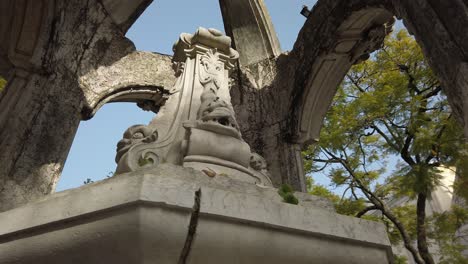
249 153 274 186
115 27 273 186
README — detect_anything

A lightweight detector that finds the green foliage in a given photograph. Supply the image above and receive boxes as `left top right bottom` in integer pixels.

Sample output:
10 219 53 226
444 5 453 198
307 176 379 218
309 184 339 203
278 184 299 205
429 206 468 264
307 176 339 203
335 198 367 216
303 29 467 262
393 254 408 264
385 204 418 244
82 171 114 186
0 76 6 92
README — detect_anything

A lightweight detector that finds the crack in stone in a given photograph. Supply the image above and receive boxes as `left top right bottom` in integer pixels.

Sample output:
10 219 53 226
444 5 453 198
178 188 201 264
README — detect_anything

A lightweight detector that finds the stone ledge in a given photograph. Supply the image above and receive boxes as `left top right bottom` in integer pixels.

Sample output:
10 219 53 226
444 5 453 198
0 164 392 263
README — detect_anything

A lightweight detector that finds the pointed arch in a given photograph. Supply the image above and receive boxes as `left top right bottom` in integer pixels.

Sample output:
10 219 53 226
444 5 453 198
287 0 468 145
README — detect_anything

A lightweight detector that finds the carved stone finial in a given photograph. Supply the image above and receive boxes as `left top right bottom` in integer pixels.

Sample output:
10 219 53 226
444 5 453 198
172 27 239 64
114 27 272 186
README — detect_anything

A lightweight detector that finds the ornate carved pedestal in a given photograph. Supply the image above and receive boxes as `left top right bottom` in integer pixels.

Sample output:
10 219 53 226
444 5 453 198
115 28 272 186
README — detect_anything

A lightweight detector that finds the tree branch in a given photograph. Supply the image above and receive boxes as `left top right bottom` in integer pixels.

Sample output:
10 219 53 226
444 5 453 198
313 158 341 163
346 74 366 93
321 147 426 264
356 206 379 218
381 119 404 149
398 64 421 95
423 85 442 99
401 132 416 166
371 124 401 152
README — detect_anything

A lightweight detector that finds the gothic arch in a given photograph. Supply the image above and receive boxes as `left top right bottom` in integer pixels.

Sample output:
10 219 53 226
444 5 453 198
286 0 468 146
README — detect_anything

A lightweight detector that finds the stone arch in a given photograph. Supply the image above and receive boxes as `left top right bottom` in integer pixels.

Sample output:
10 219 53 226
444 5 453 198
227 0 468 192
286 0 468 146
60 50 177 190
78 51 176 120
83 85 166 119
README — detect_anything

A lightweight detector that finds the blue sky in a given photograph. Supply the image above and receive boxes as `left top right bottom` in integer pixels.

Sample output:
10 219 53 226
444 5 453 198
57 1 402 191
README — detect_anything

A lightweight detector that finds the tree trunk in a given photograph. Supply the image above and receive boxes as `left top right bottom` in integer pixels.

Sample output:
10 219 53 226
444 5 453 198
416 192 436 264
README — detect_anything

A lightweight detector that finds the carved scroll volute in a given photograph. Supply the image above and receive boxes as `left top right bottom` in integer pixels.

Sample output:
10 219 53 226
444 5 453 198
115 125 159 174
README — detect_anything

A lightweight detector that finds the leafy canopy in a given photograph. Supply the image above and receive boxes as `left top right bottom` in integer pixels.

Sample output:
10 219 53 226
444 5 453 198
303 29 467 263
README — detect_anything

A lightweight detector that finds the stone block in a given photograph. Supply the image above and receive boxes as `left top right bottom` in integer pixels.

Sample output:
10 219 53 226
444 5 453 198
0 164 392 263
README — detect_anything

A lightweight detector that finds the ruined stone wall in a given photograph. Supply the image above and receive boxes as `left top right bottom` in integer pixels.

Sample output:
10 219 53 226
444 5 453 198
0 0 467 211
0 0 175 211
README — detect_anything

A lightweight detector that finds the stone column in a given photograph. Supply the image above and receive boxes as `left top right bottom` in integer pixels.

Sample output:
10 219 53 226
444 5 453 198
0 69 83 211
218 0 281 66
0 0 84 211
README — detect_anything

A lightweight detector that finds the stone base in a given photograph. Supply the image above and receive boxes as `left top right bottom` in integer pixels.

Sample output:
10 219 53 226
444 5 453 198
0 164 392 264
184 157 256 183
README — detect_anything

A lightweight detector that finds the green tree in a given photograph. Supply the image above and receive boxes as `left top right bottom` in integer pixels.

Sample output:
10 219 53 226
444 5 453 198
303 30 467 264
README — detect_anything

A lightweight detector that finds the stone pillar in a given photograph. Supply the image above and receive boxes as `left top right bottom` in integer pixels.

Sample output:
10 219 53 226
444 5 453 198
0 69 82 211
0 0 83 211
218 0 281 66
230 61 308 192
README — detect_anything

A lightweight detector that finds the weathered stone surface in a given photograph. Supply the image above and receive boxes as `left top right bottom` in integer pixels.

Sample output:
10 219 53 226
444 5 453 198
100 0 152 33
0 0 123 211
0 165 392 264
219 0 281 66
79 50 175 119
